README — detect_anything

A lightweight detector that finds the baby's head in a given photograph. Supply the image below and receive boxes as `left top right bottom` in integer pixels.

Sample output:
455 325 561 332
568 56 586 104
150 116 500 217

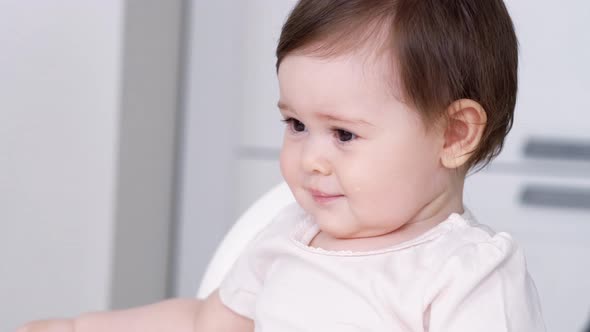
276 0 518 240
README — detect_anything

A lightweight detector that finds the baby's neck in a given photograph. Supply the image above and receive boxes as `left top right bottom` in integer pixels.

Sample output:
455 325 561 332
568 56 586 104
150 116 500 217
309 183 465 252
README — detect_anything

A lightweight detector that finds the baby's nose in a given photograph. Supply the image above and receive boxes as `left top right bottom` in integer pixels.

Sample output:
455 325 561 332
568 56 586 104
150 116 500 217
301 139 332 175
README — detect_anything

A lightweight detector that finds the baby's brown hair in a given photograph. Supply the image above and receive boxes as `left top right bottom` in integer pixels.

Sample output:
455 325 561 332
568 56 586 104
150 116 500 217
276 0 518 171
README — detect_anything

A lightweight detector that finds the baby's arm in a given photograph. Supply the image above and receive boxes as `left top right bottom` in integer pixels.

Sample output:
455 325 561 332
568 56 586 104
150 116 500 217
194 290 254 331
17 290 253 332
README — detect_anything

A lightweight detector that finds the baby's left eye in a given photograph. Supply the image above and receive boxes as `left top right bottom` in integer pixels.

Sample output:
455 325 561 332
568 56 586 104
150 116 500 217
335 129 357 142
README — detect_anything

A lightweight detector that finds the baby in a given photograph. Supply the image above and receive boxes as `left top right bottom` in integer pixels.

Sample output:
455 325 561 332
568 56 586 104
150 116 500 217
19 0 546 331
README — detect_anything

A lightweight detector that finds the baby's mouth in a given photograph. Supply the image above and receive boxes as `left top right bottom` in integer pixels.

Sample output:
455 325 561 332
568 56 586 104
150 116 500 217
308 189 344 204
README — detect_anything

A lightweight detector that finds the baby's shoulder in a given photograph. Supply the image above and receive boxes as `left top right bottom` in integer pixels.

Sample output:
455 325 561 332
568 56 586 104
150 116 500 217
423 214 524 275
418 215 544 330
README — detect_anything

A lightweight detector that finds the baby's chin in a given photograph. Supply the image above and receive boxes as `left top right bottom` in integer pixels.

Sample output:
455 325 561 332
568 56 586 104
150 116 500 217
312 220 412 252
311 209 408 237
312 213 378 239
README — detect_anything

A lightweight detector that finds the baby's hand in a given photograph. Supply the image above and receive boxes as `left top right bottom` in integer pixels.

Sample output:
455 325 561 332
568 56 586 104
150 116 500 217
16 319 74 332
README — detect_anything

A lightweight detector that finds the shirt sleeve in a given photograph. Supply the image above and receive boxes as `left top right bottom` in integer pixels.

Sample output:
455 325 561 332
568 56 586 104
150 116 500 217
217 230 266 320
217 203 299 320
423 233 546 332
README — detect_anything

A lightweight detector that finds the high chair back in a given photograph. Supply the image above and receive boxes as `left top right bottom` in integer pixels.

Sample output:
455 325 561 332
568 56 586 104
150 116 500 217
196 182 295 299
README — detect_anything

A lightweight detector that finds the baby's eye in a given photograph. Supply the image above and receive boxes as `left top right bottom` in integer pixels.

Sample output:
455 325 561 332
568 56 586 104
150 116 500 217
335 129 357 142
282 117 306 133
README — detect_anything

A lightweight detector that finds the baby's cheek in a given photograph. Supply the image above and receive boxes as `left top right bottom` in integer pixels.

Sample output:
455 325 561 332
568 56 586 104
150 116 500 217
349 175 403 217
279 145 296 179
344 174 384 211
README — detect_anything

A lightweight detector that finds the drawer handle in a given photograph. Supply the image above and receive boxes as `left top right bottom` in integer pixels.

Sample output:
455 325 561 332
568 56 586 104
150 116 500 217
524 137 590 161
520 185 590 210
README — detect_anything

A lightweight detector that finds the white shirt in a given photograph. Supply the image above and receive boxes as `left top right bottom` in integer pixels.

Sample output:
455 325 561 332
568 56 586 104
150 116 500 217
219 203 545 331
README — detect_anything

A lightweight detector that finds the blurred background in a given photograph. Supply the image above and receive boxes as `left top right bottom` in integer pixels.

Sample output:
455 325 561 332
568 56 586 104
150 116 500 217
0 0 588 331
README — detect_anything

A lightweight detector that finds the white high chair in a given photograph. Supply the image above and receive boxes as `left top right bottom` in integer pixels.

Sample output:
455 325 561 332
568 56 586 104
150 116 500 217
196 182 295 299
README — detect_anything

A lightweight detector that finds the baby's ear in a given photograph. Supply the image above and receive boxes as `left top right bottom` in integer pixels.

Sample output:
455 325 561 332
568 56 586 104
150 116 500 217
440 99 487 169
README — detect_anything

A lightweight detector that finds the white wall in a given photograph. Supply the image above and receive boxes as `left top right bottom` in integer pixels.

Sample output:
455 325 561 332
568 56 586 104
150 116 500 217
0 1 184 330
110 0 184 310
174 0 244 298
0 1 123 330
174 0 294 298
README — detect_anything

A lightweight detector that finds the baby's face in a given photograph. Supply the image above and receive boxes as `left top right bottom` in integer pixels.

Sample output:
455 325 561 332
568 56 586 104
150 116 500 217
277 51 448 240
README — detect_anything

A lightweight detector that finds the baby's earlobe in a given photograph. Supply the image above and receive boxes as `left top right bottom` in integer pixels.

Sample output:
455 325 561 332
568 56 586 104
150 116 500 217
441 149 471 169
